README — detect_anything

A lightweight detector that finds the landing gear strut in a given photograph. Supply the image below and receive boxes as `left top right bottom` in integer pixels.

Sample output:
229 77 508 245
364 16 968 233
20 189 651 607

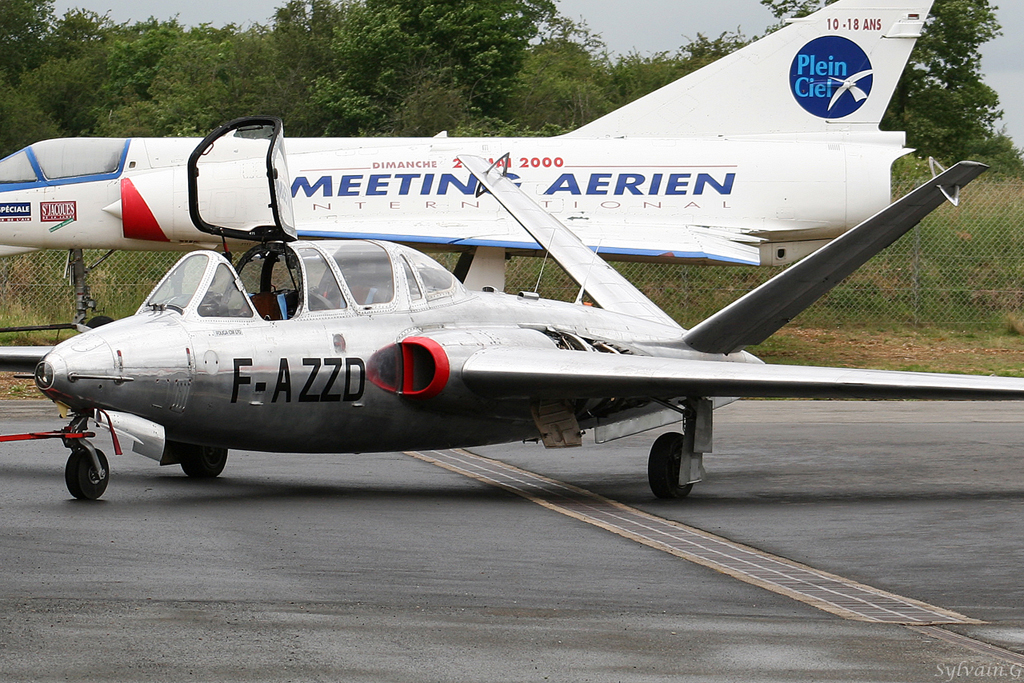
0 249 116 334
648 432 694 499
67 248 116 327
647 398 711 499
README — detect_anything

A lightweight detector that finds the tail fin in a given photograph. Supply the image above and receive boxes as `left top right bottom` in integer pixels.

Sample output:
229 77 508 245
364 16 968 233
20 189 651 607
566 0 932 139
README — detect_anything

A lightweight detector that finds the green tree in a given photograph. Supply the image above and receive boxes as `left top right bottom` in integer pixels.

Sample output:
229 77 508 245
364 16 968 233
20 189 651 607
266 0 345 135
0 78 61 156
19 10 115 136
0 4 105 152
0 0 54 81
607 31 748 110
312 0 557 136
881 0 1018 171
759 0 828 25
506 16 612 131
103 18 186 105
98 23 282 137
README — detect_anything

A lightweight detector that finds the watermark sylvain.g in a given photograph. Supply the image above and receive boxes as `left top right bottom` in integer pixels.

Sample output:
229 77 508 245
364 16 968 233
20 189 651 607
937 662 1024 682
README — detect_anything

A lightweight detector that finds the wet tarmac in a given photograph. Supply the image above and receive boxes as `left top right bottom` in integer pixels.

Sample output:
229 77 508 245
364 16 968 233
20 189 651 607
1 399 1022 681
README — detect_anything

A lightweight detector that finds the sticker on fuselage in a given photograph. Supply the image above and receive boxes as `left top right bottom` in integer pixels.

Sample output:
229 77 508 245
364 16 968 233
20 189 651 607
790 36 874 119
0 202 30 221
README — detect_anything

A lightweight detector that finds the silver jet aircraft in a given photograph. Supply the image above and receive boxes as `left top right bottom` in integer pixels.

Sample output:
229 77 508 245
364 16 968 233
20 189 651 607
2 117 1022 501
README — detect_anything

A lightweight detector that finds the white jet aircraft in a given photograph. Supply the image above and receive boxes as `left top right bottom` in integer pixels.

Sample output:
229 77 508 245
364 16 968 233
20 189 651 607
0 0 931 321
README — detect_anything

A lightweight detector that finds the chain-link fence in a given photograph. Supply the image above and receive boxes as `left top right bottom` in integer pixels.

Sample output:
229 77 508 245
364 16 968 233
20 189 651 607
1 177 1022 329
507 176 1024 328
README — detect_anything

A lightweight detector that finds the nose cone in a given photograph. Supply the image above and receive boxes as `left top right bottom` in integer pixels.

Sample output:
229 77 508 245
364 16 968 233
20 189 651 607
37 334 117 409
34 355 60 392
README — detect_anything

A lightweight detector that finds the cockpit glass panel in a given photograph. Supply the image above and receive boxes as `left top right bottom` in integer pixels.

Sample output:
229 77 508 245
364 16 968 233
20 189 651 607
0 151 37 183
403 249 457 299
198 263 255 318
329 243 395 306
401 257 423 301
298 248 347 311
32 138 126 179
147 253 209 310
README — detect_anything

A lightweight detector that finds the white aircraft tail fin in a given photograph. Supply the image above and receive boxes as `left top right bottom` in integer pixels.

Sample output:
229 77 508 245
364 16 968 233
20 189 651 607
566 0 932 139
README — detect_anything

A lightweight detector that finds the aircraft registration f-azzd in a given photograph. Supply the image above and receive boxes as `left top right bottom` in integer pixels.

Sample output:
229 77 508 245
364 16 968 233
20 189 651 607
0 0 934 322
0 116 1021 502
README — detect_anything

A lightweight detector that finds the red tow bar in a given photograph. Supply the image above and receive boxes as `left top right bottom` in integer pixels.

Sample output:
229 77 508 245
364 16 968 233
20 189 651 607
0 430 95 443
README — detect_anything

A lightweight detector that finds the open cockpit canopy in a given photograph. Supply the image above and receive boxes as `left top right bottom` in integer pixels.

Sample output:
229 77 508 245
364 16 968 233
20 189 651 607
187 116 296 243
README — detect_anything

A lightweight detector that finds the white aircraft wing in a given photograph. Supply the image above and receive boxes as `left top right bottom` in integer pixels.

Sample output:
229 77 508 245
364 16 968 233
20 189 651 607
0 246 39 257
294 218 762 266
460 155 682 328
460 347 1024 402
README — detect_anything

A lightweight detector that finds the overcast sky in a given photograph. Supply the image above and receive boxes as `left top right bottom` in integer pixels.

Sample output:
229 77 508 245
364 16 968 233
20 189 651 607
51 0 1023 146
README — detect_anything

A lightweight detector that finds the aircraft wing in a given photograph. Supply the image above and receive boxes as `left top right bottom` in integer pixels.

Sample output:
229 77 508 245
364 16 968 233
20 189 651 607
682 161 988 355
0 246 39 258
460 155 683 328
295 218 763 266
0 347 50 373
460 347 1024 402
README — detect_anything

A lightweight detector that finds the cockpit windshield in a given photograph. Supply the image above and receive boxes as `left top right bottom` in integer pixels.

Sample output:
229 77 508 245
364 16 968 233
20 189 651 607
33 138 126 179
146 252 255 318
298 248 347 311
147 253 210 311
0 151 36 183
0 138 127 184
227 241 459 321
402 249 458 299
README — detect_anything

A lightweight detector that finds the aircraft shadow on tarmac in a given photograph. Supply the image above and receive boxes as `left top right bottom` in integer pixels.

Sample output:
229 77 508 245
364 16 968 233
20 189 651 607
7 462 1024 512
1 461 527 508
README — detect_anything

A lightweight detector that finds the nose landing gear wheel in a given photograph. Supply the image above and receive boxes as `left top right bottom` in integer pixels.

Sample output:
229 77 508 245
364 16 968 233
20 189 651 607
65 446 109 500
647 432 693 499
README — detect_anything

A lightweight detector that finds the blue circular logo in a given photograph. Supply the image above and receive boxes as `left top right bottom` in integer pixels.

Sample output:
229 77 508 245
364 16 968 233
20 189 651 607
790 36 873 119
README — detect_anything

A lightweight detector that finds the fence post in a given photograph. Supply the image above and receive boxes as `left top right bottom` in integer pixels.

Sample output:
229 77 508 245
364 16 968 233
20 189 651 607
912 223 921 325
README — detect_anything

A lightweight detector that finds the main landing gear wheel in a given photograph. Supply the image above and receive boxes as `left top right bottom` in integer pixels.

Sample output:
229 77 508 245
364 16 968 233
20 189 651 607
65 446 109 500
647 432 693 500
176 444 229 478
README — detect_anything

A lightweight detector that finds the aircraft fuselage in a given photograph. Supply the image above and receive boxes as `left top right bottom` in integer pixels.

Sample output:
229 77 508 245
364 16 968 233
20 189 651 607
35 241 743 453
0 133 904 266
